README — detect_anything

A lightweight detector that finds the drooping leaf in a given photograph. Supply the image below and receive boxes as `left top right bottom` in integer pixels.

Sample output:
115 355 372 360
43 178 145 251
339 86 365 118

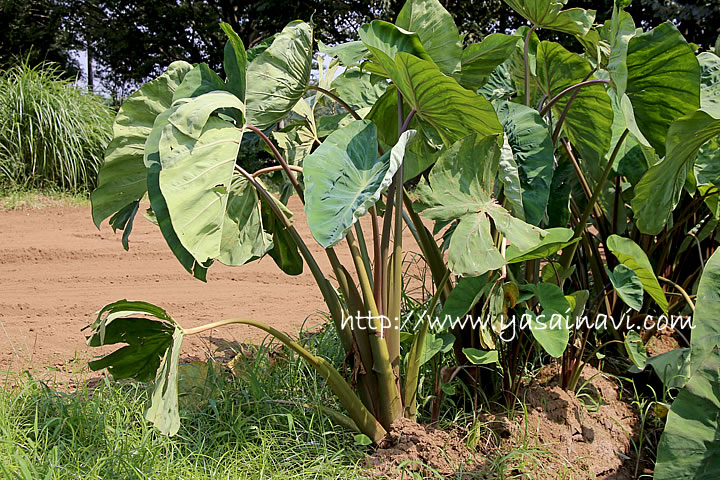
625 22 701 156
144 106 210 280
91 61 193 229
245 21 313 129
156 92 270 266
304 120 416 248
632 105 720 234
462 348 499 365
644 348 691 389
479 63 516 101
608 264 644 311
417 134 545 276
495 101 554 225
145 327 185 436
606 235 668 314
654 347 720 480
624 330 647 369
86 300 176 382
260 197 303 275
220 23 247 99
502 0 595 37
506 227 576 263
108 200 140 251
456 34 520 90
395 0 463 75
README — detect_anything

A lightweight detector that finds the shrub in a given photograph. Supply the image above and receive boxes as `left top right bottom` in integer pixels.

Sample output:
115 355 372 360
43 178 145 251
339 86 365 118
0 61 114 192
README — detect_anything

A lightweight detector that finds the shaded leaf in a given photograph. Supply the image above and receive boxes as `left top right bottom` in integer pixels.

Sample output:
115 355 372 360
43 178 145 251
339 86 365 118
606 235 668 314
608 264 644 311
462 348 499 365
456 34 520 90
624 330 647 369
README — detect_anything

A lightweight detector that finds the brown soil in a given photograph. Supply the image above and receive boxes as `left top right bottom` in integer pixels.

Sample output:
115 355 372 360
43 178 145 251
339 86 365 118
0 197 419 384
364 365 638 480
365 417 481 478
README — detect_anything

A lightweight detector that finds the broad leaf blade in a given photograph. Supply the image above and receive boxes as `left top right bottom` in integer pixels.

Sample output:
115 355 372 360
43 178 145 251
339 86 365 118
245 21 313 129
608 264 644 311
606 235 668 314
92 61 193 229
396 0 462 75
304 120 416 248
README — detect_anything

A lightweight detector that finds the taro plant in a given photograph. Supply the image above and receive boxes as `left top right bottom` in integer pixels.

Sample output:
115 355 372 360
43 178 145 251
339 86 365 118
87 0 720 474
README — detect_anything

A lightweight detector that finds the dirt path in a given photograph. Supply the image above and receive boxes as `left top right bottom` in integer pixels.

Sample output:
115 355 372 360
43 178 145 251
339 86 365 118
0 198 421 382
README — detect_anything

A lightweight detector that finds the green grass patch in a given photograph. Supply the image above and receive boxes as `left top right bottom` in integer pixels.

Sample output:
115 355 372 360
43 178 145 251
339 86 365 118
0 61 113 193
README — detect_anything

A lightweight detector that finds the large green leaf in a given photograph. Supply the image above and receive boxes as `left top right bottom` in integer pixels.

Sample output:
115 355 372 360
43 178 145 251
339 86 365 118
358 20 431 65
632 105 720 234
495 101 554 225
498 136 524 219
245 21 313 129
91 61 193 229
536 41 613 168
456 34 520 90
158 97 274 266
395 0 462 75
304 120 416 248
440 273 492 320
502 0 595 37
506 227 577 263
331 69 388 110
608 264 644 311
625 22 701 156
144 106 210 280
654 347 720 480
370 51 503 144
699 51 720 108
220 22 247 99
606 235 668 314
688 248 720 376
172 63 227 102
527 282 571 358
417 134 545 276
605 6 636 97
85 300 184 436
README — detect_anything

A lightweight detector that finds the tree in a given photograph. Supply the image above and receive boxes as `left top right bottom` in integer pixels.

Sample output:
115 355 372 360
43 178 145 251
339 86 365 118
0 0 78 74
64 0 388 95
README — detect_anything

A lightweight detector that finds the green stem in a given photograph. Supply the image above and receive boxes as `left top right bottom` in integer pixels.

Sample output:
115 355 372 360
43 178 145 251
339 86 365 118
235 166 351 351
560 129 629 270
539 80 610 117
404 269 451 419
658 276 695 312
184 317 386 443
307 85 362 121
244 123 304 202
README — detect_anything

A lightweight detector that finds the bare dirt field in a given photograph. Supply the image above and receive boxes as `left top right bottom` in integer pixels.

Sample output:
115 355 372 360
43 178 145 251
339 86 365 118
0 197 419 383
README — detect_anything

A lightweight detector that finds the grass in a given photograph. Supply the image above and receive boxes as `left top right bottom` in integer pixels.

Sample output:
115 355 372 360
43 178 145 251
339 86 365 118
0 187 89 211
0 60 114 193
0 327 368 480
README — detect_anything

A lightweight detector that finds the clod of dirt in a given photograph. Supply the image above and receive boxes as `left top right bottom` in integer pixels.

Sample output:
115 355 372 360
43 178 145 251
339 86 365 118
515 365 638 479
364 417 481 479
